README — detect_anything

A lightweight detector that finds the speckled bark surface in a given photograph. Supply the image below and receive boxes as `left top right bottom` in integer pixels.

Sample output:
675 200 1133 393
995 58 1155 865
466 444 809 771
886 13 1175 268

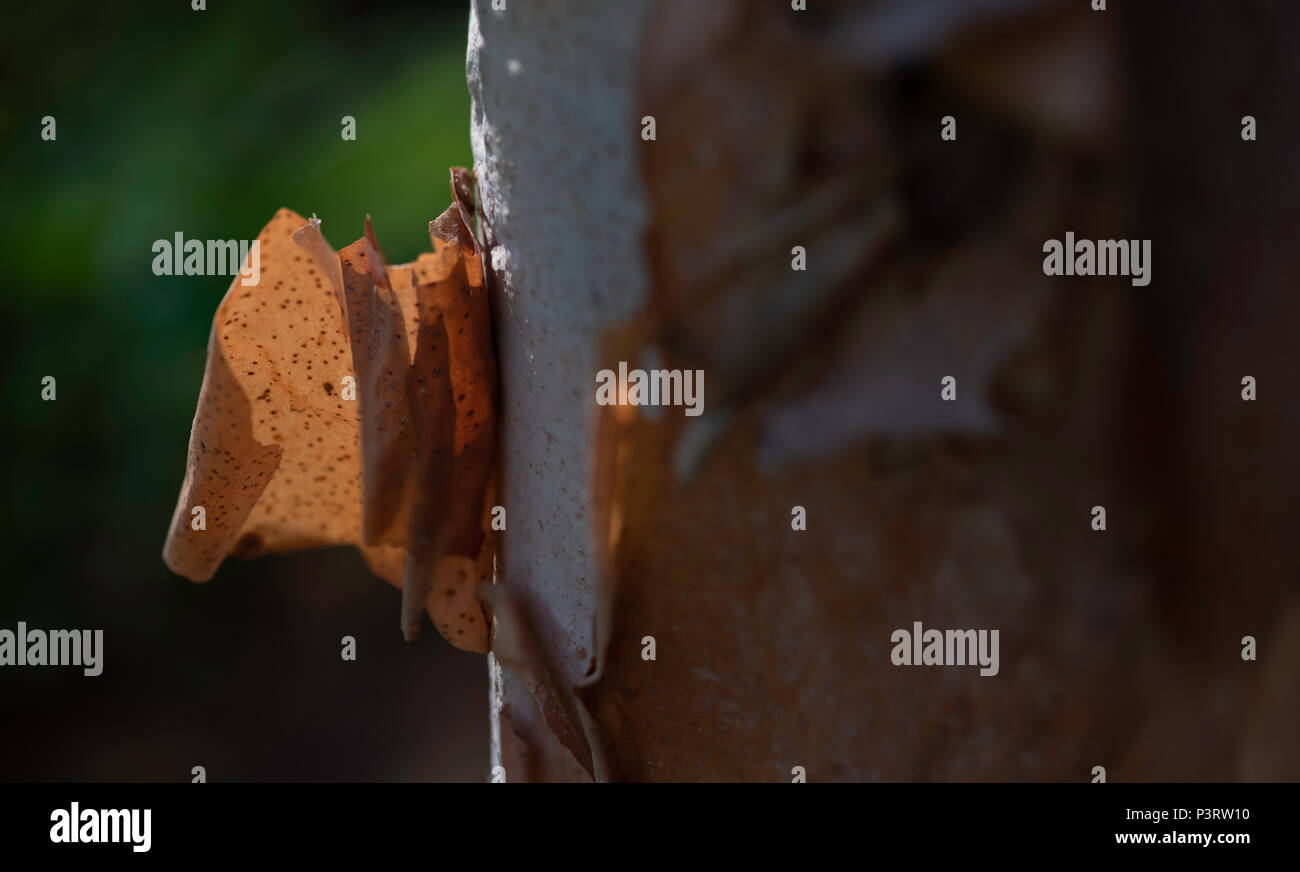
467 0 652 778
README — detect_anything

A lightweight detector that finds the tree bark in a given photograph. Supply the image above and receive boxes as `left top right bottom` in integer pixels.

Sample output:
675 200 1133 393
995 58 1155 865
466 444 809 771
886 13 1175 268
467 0 1300 782
467 0 653 782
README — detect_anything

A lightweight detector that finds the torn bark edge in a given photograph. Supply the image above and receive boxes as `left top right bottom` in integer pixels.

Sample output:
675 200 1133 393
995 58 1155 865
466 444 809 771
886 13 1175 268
450 167 483 252
295 208 495 649
434 167 483 254
293 215 348 326
480 583 611 782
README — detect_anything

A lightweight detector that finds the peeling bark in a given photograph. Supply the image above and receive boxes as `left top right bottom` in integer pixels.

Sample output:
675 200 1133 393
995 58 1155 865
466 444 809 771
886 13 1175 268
470 0 1299 782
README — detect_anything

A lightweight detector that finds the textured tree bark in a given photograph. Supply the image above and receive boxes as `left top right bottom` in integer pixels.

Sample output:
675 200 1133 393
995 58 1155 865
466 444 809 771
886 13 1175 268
467 0 653 782
468 0 1299 782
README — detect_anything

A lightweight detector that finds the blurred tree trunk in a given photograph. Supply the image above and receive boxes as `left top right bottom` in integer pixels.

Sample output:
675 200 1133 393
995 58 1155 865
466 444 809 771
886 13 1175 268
467 0 1298 782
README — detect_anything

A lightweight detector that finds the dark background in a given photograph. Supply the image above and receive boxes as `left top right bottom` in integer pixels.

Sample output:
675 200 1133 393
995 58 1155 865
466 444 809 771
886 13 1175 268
0 0 486 781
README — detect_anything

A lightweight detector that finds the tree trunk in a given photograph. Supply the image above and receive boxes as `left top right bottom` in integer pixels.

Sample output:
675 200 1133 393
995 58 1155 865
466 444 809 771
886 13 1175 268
468 0 653 782
468 0 1300 782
